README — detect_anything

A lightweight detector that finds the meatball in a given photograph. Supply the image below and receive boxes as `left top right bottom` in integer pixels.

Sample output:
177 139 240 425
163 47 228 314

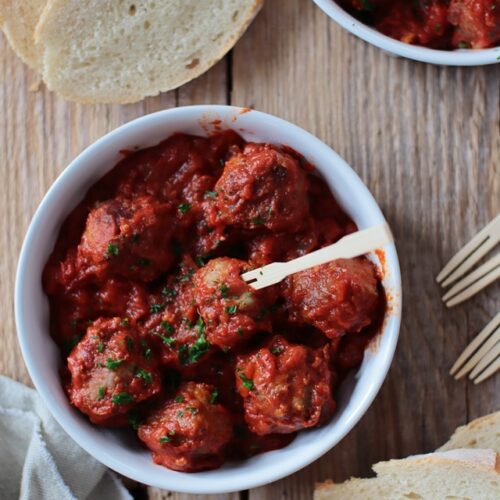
214 143 309 232
192 257 276 349
236 336 334 435
138 382 233 471
77 195 175 282
67 318 161 425
283 257 380 341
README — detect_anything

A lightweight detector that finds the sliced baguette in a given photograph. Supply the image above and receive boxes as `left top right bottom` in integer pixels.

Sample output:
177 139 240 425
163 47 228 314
0 0 46 70
314 448 500 500
438 411 500 453
35 0 262 103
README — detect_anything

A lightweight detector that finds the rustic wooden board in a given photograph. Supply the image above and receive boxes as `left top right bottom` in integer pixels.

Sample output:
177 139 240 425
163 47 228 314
0 0 498 499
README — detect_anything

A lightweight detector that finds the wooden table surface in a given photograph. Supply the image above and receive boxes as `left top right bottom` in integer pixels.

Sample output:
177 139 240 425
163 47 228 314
1 1 499 499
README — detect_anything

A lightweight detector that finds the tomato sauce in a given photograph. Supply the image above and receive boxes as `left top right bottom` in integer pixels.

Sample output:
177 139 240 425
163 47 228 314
43 131 386 471
340 0 500 49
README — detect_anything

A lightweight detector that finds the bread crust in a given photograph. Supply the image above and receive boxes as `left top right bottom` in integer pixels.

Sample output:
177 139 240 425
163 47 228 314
34 0 264 104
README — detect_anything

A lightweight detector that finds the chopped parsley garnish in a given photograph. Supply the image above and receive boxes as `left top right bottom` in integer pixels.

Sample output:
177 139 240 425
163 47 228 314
186 406 199 415
97 386 105 400
112 392 134 405
125 336 134 351
161 287 177 299
458 41 471 49
270 346 283 355
106 357 123 370
251 216 264 226
159 436 171 444
220 283 229 298
210 388 219 404
177 410 184 418
96 341 104 353
120 317 129 326
204 190 217 199
179 268 194 282
143 347 152 359
238 370 255 391
225 304 238 315
128 410 142 430
136 368 152 385
161 321 174 334
237 327 244 337
178 333 210 365
64 334 82 354
195 316 205 334
178 203 192 214
174 395 184 403
150 303 164 314
105 243 119 259
154 331 175 347
195 255 205 267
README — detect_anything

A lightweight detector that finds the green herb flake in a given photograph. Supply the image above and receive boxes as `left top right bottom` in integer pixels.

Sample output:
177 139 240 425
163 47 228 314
112 392 134 405
225 304 238 315
210 388 219 404
136 368 153 385
238 370 255 391
150 303 164 314
179 268 194 282
237 327 244 337
106 357 123 371
97 341 104 353
179 332 210 365
194 255 205 267
204 190 217 199
162 287 177 299
270 346 283 355
178 203 192 214
186 406 199 415
458 41 471 49
174 395 184 403
105 243 119 259
251 216 264 226
161 321 174 334
125 336 134 351
97 386 105 401
120 317 129 326
128 410 142 430
177 410 184 418
154 331 175 347
159 436 171 444
220 283 229 298
143 347 152 359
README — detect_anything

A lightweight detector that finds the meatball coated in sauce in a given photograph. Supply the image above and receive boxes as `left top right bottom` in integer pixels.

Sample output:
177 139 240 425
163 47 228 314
67 318 161 425
236 336 335 435
78 196 175 283
283 258 380 341
214 143 310 232
192 258 277 349
138 382 233 472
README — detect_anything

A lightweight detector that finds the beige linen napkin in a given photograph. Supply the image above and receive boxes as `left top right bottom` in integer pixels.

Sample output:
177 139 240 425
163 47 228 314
0 375 132 500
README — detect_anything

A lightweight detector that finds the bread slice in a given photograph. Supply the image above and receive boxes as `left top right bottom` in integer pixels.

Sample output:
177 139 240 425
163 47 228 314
438 411 500 453
0 0 46 70
314 448 500 500
34 0 262 103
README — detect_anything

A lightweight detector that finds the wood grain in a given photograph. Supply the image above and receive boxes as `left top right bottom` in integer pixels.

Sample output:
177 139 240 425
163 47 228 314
1 0 499 499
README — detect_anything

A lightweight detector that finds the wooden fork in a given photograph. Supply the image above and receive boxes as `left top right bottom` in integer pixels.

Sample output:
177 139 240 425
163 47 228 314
241 223 393 290
436 214 500 287
437 214 500 307
450 312 500 384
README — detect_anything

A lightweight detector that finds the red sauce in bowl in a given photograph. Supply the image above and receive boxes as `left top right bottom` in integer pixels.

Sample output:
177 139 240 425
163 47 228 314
43 131 386 472
339 0 500 49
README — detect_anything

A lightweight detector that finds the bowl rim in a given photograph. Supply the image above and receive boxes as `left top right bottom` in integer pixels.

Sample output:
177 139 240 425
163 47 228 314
313 0 500 66
15 105 402 493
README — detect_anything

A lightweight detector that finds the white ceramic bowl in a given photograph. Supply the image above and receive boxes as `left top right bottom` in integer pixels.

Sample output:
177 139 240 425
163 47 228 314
313 0 500 66
15 105 402 494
